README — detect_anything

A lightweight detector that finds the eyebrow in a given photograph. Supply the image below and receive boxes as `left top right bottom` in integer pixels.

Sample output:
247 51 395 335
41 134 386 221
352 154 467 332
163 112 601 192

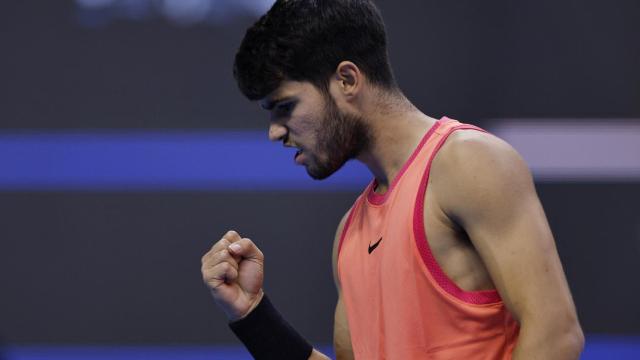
261 96 294 111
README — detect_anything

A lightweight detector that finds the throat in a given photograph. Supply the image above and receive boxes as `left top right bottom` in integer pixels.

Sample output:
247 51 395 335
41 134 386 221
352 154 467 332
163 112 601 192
372 180 390 195
359 116 440 196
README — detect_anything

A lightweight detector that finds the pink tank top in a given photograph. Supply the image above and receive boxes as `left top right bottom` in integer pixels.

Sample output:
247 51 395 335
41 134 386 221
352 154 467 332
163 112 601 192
337 117 520 359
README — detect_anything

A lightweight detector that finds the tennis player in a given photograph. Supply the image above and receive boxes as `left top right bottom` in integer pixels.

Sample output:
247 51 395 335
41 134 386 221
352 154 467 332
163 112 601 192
201 1 584 359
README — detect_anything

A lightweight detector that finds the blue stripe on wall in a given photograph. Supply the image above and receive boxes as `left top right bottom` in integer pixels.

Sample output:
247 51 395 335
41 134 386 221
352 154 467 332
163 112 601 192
0 131 371 191
3 337 640 360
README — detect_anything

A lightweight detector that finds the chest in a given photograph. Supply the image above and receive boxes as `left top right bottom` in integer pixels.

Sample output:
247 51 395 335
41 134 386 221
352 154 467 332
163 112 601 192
340 185 485 291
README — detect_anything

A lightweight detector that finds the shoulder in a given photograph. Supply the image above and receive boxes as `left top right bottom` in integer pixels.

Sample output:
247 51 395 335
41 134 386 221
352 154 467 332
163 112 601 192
430 127 536 222
433 126 531 185
437 127 524 170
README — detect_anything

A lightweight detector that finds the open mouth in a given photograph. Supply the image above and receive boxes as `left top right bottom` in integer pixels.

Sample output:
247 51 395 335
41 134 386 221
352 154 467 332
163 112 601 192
294 149 305 164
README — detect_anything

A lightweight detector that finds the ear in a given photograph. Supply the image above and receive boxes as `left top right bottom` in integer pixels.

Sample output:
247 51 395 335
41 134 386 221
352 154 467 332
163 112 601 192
334 61 362 98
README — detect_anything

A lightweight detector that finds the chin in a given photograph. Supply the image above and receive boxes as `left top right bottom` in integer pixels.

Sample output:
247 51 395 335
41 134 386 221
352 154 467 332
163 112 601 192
307 169 333 180
306 160 345 180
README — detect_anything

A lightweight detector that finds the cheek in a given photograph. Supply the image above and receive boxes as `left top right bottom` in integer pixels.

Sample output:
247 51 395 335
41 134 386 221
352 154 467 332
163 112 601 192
293 113 323 137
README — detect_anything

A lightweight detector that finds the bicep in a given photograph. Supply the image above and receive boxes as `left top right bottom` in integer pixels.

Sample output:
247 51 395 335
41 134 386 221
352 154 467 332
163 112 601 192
334 295 354 360
332 208 352 291
464 183 569 323
332 210 354 359
435 132 579 326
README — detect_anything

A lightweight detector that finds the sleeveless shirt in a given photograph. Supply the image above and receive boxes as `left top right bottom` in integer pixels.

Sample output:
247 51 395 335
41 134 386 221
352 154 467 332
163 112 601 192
337 117 520 359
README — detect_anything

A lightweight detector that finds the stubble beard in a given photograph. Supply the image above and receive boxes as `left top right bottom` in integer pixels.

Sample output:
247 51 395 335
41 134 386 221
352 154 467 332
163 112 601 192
305 95 371 180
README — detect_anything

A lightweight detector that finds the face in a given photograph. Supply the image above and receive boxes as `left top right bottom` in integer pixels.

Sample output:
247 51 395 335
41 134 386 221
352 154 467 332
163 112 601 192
261 81 370 180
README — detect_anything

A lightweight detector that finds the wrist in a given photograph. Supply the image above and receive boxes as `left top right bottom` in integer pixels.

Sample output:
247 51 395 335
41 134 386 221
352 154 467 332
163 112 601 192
229 293 313 360
230 289 265 322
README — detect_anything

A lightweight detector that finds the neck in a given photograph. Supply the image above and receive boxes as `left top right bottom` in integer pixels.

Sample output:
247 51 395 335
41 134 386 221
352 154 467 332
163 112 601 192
356 96 438 194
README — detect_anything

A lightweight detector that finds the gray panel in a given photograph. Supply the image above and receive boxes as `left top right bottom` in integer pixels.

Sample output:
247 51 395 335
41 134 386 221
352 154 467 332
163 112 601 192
0 192 358 343
1 0 639 129
537 183 640 333
0 184 639 344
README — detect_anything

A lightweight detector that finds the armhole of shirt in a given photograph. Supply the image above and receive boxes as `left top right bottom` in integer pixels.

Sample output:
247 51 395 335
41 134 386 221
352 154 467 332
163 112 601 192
335 196 362 287
412 124 503 305
337 196 362 259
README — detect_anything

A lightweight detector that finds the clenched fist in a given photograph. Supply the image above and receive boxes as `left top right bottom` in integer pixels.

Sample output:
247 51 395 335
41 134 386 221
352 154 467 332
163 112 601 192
201 230 265 321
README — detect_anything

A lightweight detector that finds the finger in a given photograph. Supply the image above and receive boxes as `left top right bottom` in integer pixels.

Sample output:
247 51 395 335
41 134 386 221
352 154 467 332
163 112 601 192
228 238 264 261
202 230 241 262
209 237 231 254
203 249 239 271
203 260 239 287
202 239 229 264
222 230 242 243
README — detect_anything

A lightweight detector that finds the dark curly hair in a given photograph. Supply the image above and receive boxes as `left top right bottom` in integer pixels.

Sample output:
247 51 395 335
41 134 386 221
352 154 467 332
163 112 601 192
233 0 397 100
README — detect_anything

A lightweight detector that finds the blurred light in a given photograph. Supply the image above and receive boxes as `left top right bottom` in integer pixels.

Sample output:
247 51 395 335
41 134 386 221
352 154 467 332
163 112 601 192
160 0 211 26
119 0 152 20
235 0 276 16
489 119 640 181
74 0 276 27
76 0 116 8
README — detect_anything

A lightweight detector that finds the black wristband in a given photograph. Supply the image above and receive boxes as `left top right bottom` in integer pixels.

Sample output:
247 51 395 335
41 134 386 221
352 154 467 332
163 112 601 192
229 294 313 360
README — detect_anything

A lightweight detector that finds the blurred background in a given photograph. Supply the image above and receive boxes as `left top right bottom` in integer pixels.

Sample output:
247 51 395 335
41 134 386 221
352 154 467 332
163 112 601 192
0 0 639 359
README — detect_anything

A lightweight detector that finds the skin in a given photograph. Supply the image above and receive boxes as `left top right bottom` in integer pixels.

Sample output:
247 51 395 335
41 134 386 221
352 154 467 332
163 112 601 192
201 61 584 359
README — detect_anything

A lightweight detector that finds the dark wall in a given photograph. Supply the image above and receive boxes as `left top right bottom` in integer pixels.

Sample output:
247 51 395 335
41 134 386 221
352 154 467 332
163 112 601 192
2 0 638 130
0 192 353 343
379 0 640 120
0 0 639 344
1 185 639 343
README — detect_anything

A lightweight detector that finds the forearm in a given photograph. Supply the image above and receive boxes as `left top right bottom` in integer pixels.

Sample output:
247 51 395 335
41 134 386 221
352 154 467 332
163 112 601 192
512 322 584 360
333 344 355 360
309 349 332 360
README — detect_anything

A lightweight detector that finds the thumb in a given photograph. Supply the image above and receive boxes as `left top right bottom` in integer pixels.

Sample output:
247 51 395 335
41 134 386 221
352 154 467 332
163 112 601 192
228 238 264 261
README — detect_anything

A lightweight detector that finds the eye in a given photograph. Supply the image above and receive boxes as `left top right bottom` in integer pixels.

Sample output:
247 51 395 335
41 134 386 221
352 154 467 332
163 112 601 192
275 101 295 116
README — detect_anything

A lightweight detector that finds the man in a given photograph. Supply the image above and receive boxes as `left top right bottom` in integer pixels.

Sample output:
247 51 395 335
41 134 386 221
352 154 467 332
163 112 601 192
200 0 584 359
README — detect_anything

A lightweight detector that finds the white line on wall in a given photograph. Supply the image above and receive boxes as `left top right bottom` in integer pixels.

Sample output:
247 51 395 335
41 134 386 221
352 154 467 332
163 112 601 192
489 119 640 181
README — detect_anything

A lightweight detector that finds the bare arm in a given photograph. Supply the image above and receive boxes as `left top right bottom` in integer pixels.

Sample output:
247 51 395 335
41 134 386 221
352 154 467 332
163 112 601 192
308 349 331 360
433 130 584 359
306 210 355 360
332 210 355 360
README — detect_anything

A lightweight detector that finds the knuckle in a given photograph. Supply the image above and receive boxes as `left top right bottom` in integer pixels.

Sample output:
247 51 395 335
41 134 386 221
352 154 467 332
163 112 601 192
200 254 208 264
214 249 230 262
224 230 239 239
202 260 215 272
219 262 230 272
248 239 264 255
202 270 214 283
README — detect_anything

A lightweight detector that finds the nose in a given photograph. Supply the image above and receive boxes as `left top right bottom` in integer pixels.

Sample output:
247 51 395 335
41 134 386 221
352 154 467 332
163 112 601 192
268 122 288 142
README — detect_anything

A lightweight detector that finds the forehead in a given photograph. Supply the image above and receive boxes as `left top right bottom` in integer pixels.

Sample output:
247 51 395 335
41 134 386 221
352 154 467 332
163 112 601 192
259 81 321 110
